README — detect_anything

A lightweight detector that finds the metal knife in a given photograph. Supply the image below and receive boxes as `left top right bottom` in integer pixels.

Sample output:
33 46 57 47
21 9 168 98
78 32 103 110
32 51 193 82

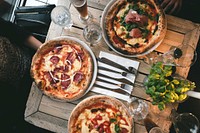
91 86 131 101
95 79 133 95
97 57 138 74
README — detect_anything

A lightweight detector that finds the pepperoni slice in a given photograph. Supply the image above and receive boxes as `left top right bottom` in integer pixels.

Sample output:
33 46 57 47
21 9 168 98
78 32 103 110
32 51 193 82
54 66 69 73
61 80 71 90
62 66 69 72
77 52 84 61
61 74 70 80
50 56 60 64
45 72 53 82
66 52 75 64
73 72 84 83
61 74 71 90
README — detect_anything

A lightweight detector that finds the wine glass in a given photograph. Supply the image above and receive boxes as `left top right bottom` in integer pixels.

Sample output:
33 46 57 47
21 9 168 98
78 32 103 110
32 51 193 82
146 45 197 67
70 0 92 24
83 22 102 46
51 6 73 29
170 109 199 133
126 97 165 132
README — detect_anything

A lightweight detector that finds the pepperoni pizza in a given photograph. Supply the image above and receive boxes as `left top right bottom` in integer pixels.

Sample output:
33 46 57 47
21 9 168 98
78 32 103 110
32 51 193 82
31 38 94 101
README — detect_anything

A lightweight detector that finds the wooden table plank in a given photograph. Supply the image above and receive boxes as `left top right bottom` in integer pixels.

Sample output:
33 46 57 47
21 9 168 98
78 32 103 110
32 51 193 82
25 0 200 133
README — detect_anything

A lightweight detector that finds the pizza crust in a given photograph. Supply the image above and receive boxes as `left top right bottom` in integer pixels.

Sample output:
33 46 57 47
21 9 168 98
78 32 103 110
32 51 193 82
31 38 94 101
105 0 167 56
68 95 133 133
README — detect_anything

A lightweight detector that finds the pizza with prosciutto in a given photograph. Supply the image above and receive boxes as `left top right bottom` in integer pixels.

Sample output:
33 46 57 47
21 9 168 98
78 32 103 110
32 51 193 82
31 38 94 101
68 95 133 133
105 0 166 55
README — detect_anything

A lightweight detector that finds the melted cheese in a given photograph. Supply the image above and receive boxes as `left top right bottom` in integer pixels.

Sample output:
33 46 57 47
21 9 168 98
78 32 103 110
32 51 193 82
81 120 89 132
75 107 132 133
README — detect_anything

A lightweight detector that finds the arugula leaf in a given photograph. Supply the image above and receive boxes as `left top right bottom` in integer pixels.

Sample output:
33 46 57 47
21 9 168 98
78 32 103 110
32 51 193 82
125 23 138 31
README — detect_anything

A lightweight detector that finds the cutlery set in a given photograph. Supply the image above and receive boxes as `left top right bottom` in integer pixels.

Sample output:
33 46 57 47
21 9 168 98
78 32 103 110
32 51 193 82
91 51 140 100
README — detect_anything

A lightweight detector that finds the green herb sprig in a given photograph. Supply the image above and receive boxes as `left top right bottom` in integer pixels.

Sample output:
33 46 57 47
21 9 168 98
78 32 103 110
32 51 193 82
144 62 196 110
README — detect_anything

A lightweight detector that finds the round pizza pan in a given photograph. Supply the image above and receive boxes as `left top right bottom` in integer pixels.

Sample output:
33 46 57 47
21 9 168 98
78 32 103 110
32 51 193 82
35 36 98 102
100 0 166 57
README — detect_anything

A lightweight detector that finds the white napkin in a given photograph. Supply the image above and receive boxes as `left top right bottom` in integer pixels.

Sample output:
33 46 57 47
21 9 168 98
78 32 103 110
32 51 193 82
91 51 140 101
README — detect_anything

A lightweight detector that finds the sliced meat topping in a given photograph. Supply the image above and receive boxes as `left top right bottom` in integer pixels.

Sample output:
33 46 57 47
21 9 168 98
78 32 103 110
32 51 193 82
73 72 84 84
50 56 60 64
66 52 75 65
61 80 71 90
129 28 142 38
77 51 84 61
125 9 148 26
61 74 70 81
61 74 71 90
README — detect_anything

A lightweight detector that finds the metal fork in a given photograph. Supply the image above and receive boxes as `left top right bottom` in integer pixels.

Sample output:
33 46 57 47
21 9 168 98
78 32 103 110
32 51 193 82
95 76 133 94
98 66 135 84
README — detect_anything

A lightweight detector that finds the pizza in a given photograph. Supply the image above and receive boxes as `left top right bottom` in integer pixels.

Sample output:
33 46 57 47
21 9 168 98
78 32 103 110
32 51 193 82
31 37 94 101
105 0 166 55
68 95 133 133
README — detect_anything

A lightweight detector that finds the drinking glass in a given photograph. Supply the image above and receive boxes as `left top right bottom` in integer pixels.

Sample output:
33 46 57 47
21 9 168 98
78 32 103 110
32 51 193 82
146 45 197 67
126 97 166 132
170 109 199 133
70 0 92 24
126 97 149 121
83 22 102 46
51 6 73 29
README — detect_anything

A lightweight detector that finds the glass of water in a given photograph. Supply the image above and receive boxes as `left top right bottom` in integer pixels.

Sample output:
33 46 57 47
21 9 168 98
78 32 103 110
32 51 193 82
51 6 73 29
83 22 102 46
126 97 149 121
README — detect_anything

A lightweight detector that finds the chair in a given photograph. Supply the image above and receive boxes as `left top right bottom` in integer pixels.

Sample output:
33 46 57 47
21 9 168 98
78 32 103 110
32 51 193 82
14 4 55 42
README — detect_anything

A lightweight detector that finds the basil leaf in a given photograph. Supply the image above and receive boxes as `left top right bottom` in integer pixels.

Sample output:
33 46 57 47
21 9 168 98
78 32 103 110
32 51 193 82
110 118 117 123
115 124 120 133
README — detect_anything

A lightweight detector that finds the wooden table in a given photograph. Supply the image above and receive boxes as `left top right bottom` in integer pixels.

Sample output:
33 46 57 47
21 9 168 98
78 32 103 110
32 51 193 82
25 0 200 133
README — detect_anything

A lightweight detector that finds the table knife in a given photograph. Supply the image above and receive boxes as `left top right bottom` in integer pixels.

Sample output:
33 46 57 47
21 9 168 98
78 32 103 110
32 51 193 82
97 57 137 74
91 86 130 101
95 79 133 95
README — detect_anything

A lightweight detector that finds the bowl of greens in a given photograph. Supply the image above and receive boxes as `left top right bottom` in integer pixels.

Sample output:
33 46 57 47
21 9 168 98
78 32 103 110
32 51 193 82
144 62 196 110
